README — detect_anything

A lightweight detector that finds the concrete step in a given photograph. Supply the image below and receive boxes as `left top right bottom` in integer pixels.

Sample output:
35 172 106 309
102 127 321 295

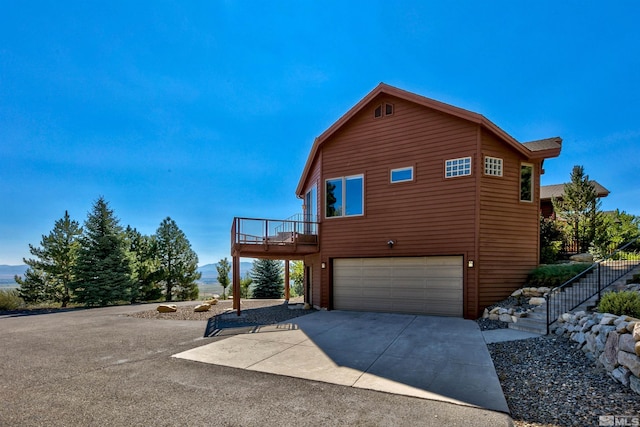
508 320 547 334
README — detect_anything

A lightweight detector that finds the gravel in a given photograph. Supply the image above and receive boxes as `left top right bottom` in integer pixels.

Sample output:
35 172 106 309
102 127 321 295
488 335 640 427
128 298 314 324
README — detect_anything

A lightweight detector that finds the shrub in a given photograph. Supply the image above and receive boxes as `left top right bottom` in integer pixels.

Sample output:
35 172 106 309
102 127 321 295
0 289 25 311
525 263 591 288
598 291 640 318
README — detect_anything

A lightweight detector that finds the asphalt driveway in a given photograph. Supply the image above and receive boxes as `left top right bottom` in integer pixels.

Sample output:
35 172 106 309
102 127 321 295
0 304 513 426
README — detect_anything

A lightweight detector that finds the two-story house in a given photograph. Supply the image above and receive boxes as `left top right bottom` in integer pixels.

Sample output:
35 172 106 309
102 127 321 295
231 83 561 319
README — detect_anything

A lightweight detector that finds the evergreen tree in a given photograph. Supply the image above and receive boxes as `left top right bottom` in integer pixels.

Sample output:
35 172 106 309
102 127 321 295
552 165 601 253
155 217 201 301
71 197 134 306
250 259 283 299
125 226 162 302
16 211 82 307
290 261 304 297
240 273 253 299
216 257 231 299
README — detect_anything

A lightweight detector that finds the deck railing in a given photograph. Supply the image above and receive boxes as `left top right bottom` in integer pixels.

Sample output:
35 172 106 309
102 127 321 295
545 237 640 334
232 216 319 247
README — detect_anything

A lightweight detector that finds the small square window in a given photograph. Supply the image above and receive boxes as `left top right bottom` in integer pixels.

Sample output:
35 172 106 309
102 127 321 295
445 157 472 178
374 105 382 118
484 156 503 177
390 167 413 183
385 103 394 115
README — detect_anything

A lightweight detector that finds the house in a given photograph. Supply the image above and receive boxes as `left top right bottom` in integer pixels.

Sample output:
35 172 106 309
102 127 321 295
540 181 610 218
231 83 561 319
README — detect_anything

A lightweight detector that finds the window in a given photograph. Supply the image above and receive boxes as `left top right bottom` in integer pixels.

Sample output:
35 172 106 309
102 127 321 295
374 103 394 118
484 156 503 176
390 166 414 183
520 163 533 202
326 175 364 218
445 157 472 178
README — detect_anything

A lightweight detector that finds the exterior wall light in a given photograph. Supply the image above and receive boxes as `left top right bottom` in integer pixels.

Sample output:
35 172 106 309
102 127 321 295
387 240 395 249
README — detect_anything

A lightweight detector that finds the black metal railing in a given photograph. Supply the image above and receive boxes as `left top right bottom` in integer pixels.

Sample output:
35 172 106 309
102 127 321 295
545 237 640 334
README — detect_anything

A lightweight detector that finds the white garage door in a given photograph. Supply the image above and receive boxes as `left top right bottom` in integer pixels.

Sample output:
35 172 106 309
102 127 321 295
333 256 463 316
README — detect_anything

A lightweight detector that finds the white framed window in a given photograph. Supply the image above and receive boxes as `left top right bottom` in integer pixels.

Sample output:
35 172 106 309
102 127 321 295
390 166 414 183
445 157 472 178
325 175 364 218
484 156 503 177
520 163 534 202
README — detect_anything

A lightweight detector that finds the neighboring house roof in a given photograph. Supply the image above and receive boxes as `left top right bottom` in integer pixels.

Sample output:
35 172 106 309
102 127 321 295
540 182 610 201
296 83 562 196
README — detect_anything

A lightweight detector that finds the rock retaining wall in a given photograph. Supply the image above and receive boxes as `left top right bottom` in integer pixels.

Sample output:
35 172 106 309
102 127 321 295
552 311 640 395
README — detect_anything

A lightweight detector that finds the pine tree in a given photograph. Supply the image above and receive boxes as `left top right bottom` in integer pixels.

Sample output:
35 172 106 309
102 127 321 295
250 259 283 299
155 217 201 301
125 226 162 302
552 165 601 253
71 197 134 306
16 211 82 307
216 257 231 299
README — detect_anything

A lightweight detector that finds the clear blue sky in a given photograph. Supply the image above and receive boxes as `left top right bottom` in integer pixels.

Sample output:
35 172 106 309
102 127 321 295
1 1 639 266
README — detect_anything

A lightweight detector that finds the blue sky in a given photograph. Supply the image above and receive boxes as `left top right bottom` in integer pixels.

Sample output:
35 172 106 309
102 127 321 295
1 1 639 266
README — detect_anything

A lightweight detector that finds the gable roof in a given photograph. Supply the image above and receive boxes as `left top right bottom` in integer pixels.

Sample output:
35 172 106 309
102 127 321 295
540 182 610 201
296 83 562 196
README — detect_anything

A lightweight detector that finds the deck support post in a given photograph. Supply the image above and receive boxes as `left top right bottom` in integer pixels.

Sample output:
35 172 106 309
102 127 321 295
232 255 241 315
284 260 290 302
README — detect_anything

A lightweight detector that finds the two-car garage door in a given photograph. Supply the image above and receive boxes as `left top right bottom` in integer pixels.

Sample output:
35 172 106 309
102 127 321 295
333 256 463 316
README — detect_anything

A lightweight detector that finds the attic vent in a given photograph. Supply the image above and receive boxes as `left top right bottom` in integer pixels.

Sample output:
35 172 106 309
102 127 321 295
374 103 394 118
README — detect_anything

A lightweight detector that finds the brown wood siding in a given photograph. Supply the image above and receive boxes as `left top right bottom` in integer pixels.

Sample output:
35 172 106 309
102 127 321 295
478 130 541 312
317 95 481 317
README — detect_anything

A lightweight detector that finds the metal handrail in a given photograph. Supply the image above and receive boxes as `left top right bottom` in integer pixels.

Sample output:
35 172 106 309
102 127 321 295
545 236 640 334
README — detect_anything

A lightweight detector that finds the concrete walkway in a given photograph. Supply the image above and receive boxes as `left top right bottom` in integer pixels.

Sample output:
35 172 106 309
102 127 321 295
174 310 511 413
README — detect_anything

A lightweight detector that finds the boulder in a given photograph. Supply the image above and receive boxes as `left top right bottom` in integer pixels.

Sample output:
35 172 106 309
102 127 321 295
157 304 177 313
630 375 640 395
569 253 594 263
618 351 640 377
634 323 640 341
611 366 632 387
619 333 636 354
511 289 523 297
499 313 513 323
204 299 218 305
194 303 211 312
529 297 546 306
602 332 620 371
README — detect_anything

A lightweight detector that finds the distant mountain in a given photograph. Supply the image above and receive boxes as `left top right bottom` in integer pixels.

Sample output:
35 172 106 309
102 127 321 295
1 262 254 281
0 265 27 280
197 262 253 279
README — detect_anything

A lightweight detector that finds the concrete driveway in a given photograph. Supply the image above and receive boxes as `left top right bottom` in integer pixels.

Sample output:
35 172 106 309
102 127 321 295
174 310 510 413
0 305 513 426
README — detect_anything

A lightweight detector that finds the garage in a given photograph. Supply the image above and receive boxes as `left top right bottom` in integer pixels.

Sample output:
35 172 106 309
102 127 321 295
332 256 463 316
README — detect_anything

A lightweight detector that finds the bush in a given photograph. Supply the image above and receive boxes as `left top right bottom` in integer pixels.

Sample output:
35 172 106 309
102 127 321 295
525 263 591 288
0 289 25 311
598 291 640 318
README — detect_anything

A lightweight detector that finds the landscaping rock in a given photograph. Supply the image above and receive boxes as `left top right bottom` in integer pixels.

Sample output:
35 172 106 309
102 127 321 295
194 303 211 312
528 297 545 306
618 351 640 377
611 366 632 387
634 322 640 341
157 304 177 313
619 333 636 354
631 375 640 394
569 253 594 263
